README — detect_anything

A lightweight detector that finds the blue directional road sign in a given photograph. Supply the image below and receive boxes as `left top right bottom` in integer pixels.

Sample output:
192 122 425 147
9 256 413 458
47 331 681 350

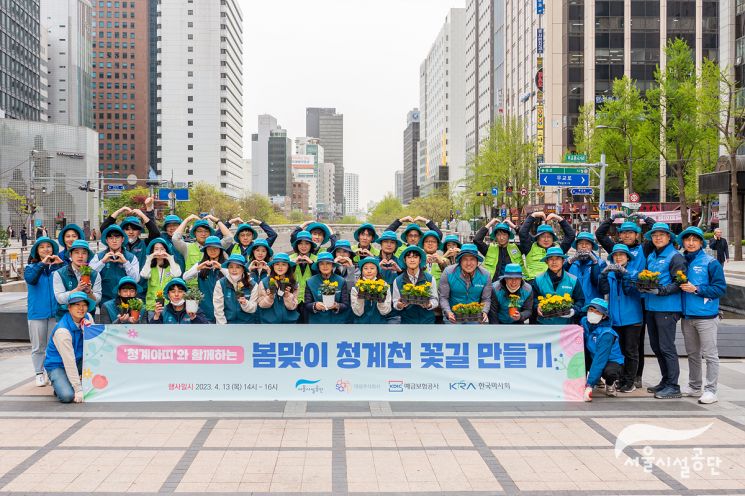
538 166 590 187
491 187 499 196
500 208 507 217
158 188 190 201
570 187 593 196
107 184 125 191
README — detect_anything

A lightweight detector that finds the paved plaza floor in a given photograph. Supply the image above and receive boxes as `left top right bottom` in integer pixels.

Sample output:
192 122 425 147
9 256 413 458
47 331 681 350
0 348 744 495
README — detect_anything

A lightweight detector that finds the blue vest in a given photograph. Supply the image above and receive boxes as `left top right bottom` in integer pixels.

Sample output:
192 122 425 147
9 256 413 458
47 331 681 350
682 250 720 318
627 244 647 274
535 270 578 325
584 321 625 365
95 249 136 304
568 257 604 303
25 262 62 320
352 287 390 324
54 265 100 319
159 305 195 324
257 277 299 324
43 313 86 371
306 274 348 324
446 267 488 307
196 268 222 322
606 271 643 327
377 255 401 286
395 271 435 324
218 278 256 324
646 244 683 313
492 282 532 324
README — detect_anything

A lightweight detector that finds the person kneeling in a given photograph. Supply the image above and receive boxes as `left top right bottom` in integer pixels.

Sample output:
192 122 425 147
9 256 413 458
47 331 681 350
582 298 625 402
150 278 209 324
44 292 96 403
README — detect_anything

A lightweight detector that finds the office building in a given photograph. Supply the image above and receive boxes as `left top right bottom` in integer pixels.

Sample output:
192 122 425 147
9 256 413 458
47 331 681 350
267 128 291 197
317 162 336 219
402 108 420 203
343 172 359 217
291 181 310 215
394 169 404 203
41 0 93 127
156 0 245 196
291 154 317 215
306 107 343 214
39 23 49 122
1 0 42 121
251 114 279 196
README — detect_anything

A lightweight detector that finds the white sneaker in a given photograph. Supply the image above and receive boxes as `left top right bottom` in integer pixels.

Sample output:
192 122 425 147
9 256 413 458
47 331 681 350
43 371 50 386
681 385 702 397
34 374 46 387
698 391 718 404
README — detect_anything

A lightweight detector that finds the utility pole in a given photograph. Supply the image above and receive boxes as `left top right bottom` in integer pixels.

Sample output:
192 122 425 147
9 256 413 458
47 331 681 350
598 153 607 220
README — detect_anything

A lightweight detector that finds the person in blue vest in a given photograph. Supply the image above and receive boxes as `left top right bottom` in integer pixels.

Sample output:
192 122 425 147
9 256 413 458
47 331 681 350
518 211 576 281
376 231 403 286
25 236 65 387
530 246 585 325
44 291 95 403
182 235 226 322
581 298 625 401
247 238 273 285
101 277 146 324
57 224 85 265
352 223 380 263
596 212 656 389
386 215 443 251
598 244 643 392
474 219 524 281
304 252 350 324
150 278 210 324
52 240 102 320
214 254 258 324
678 226 726 405
488 264 534 324
332 239 358 296
440 234 462 268
99 199 161 270
566 231 606 303
439 244 491 324
350 257 392 324
638 222 687 399
89 225 140 307
257 253 300 324
227 219 278 257
160 214 186 272
392 246 438 324
290 221 338 254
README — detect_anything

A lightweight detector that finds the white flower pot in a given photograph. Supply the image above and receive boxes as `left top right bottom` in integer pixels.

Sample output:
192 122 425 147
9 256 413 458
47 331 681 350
185 300 199 313
322 294 336 309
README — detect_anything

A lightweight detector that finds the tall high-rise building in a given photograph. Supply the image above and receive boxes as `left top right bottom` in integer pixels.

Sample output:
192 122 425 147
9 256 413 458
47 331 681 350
343 172 359 217
394 170 404 203
317 162 336 219
41 0 93 128
402 108 420 204
306 107 343 214
156 0 244 196
90 0 150 180
267 128 291 197
39 23 49 122
1 0 42 121
419 8 466 195
251 114 279 196
291 154 317 215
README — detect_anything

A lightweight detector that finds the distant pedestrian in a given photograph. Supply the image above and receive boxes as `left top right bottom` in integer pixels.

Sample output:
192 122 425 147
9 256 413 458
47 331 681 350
35 226 44 240
20 227 28 247
7 225 14 241
708 228 729 266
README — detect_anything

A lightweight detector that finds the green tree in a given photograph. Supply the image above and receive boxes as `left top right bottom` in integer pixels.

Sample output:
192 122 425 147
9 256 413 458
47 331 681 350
102 187 150 217
339 215 360 224
236 192 288 224
174 183 240 221
406 185 453 223
367 194 405 225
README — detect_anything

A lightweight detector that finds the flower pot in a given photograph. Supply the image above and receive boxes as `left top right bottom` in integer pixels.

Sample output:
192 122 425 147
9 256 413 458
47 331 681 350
185 300 199 313
322 294 336 309
80 274 91 285
509 307 521 319
155 298 165 306
360 292 385 303
129 310 140 322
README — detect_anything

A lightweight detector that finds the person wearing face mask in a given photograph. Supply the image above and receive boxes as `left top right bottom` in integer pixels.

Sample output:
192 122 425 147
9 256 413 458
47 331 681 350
150 278 209 324
638 222 687 399
518 211 576 281
257 253 300 324
474 219 524 281
57 224 86 265
678 226 726 405
304 252 350 324
140 238 182 321
53 240 102 320
25 236 65 387
247 238 273 285
182 236 227 323
213 254 258 324
530 246 585 325
101 277 146 324
598 244 643 392
581 298 626 401
565 232 606 303
392 246 439 324
439 244 491 325
226 219 278 258
488 264 534 324
171 214 234 288
89 225 140 308
352 223 381 263
351 257 393 324
44 291 96 403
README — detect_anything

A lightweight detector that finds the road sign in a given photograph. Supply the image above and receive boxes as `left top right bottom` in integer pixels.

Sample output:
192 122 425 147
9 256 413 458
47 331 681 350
629 192 640 202
538 166 590 174
491 187 499 196
158 188 190 202
622 202 642 210
520 187 528 197
537 28 544 54
599 202 607 211
570 187 593 196
500 208 507 217
563 153 587 163
107 184 125 191
539 172 589 187
537 0 544 14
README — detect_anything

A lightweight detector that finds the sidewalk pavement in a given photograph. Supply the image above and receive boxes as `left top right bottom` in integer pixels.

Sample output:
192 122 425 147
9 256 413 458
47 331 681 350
0 350 744 494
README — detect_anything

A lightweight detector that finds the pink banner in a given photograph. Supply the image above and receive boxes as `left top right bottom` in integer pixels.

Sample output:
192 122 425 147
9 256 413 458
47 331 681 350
117 345 244 364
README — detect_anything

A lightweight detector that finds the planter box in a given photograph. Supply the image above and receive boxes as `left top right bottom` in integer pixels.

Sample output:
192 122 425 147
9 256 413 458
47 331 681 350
635 280 660 291
541 309 572 319
401 295 430 306
358 292 386 303
455 313 482 323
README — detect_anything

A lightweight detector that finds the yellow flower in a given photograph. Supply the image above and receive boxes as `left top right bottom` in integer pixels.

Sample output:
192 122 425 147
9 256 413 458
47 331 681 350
82 368 93 379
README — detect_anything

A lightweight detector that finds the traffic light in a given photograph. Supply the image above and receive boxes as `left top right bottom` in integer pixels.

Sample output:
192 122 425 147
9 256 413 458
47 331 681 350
476 191 487 197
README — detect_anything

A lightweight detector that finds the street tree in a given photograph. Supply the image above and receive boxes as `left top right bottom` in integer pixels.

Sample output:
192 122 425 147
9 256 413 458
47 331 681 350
367 194 405 225
406 185 452 224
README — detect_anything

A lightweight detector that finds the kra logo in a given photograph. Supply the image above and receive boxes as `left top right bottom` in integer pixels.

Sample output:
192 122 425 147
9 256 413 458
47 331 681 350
449 380 476 391
388 380 404 393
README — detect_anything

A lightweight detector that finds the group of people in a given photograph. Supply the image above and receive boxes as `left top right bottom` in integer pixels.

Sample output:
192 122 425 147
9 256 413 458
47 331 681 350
25 198 726 405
